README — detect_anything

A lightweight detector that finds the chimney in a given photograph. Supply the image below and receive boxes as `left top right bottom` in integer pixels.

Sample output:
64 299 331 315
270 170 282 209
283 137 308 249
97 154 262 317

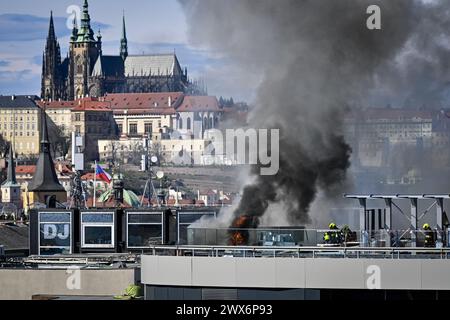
11 95 15 101
168 96 172 107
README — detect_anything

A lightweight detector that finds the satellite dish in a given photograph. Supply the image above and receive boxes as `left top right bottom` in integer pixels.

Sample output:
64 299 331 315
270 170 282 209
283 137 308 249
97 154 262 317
156 171 164 179
151 156 158 164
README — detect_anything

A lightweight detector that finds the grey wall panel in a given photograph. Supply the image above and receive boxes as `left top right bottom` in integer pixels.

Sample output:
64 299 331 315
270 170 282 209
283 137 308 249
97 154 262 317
192 257 237 287
0 269 136 300
141 255 192 286
141 255 160 284
421 260 450 290
235 258 276 288
157 256 192 286
305 259 365 289
275 258 306 288
364 260 421 290
141 255 450 291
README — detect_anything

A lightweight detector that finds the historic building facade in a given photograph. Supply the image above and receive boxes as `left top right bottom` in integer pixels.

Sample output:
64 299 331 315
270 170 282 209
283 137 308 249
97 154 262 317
41 0 203 101
0 96 41 155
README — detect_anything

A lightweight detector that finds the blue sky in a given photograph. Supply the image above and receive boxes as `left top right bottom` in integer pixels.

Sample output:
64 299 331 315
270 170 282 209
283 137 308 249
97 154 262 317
0 0 251 101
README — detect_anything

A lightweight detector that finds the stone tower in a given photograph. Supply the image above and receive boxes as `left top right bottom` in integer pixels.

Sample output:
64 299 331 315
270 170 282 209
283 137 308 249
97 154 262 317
1 145 21 209
41 11 64 101
68 0 102 99
27 110 67 209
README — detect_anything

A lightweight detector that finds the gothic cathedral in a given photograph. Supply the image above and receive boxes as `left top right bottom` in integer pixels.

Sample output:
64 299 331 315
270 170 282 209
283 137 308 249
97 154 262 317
41 0 204 101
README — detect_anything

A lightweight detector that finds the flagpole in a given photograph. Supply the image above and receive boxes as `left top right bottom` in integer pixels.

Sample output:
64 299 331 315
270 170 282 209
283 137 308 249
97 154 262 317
93 160 97 208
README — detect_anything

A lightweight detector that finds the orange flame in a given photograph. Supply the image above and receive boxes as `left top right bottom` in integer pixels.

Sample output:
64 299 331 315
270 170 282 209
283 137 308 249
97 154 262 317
229 215 255 246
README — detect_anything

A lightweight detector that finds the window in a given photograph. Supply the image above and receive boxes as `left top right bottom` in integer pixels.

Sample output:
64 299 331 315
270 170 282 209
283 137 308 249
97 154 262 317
158 120 161 128
187 117 191 130
177 211 216 244
117 124 123 134
129 124 138 135
127 211 163 248
179 118 183 130
38 211 72 255
81 212 115 248
144 123 152 134
75 113 81 122
75 125 81 134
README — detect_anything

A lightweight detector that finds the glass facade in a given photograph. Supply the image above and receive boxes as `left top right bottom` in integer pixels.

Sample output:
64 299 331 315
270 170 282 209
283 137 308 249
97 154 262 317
127 212 163 248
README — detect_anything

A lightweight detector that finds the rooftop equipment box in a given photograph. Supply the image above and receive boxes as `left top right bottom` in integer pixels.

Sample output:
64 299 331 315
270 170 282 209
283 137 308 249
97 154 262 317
79 209 121 253
30 209 78 255
176 208 218 245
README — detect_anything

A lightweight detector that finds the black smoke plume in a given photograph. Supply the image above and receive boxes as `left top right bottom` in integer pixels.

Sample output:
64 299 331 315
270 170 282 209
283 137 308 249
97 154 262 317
180 0 450 225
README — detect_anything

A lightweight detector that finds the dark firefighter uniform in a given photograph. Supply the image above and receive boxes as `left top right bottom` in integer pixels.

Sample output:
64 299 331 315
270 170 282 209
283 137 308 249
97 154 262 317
324 223 342 244
423 223 436 248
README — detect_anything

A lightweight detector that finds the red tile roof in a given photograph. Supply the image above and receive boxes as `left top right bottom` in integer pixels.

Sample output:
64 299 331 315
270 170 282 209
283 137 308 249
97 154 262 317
38 97 111 112
71 98 111 112
16 164 72 176
350 108 436 121
37 100 76 109
177 96 220 112
16 165 36 175
105 92 183 115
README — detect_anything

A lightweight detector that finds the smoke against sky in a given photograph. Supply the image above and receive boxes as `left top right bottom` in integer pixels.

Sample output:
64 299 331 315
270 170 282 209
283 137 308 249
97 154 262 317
180 0 450 225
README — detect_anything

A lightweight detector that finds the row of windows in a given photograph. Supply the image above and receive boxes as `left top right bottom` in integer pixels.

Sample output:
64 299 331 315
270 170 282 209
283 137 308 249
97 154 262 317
1 123 36 130
179 117 217 130
367 123 432 128
0 117 36 122
0 131 36 137
179 118 192 130
0 110 37 114
122 121 162 135
162 144 202 151
12 142 36 150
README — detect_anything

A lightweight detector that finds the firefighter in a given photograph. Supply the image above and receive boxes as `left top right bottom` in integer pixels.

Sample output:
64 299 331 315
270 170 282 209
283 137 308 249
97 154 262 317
423 223 435 248
324 222 342 244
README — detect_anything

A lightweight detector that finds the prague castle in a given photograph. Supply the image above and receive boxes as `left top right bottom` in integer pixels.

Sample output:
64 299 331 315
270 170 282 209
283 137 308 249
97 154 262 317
41 0 203 101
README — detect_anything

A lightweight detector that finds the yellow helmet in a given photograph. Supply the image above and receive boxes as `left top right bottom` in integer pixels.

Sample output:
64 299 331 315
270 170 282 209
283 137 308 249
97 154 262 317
329 222 336 229
423 223 430 230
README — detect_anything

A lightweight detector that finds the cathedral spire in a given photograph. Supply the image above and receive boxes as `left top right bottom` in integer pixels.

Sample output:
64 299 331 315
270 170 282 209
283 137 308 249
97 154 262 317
5 144 17 185
120 12 128 60
70 12 78 42
28 109 65 193
78 0 95 42
42 11 62 101
47 11 56 42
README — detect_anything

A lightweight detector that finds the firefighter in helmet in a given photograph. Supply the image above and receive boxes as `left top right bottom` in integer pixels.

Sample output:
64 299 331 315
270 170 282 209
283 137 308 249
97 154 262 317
324 222 342 244
423 223 435 248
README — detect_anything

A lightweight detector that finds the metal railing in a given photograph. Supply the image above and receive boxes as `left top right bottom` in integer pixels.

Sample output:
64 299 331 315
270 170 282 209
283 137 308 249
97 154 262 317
187 227 449 248
146 245 450 259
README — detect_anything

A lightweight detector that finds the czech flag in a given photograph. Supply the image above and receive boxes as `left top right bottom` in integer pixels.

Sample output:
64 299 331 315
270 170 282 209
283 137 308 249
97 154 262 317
95 164 112 183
